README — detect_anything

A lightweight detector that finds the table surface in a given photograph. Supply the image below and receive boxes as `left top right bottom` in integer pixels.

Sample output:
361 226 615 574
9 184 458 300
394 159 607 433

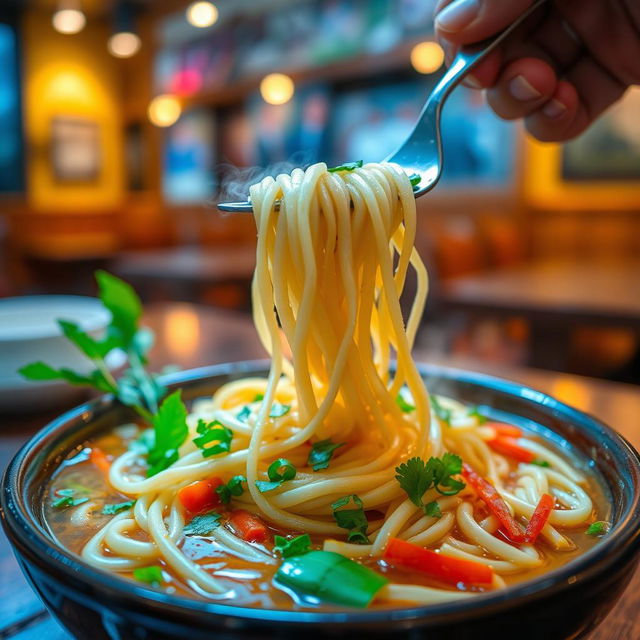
1 303 638 640
441 259 640 326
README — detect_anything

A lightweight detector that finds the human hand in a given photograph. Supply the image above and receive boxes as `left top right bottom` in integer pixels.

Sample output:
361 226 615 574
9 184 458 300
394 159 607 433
434 0 640 141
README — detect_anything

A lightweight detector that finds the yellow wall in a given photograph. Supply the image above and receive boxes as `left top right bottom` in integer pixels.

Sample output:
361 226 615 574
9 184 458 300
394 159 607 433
22 10 124 214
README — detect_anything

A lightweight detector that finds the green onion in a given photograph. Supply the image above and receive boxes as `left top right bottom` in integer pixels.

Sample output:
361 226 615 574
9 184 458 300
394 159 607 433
274 533 311 558
256 458 297 493
52 489 89 509
133 565 164 586
216 475 246 505
328 160 363 173
102 500 136 515
586 521 610 537
396 392 415 413
192 420 233 458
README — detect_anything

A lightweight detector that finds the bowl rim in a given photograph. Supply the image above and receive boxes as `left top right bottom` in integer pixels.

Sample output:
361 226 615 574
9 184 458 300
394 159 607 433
2 360 640 627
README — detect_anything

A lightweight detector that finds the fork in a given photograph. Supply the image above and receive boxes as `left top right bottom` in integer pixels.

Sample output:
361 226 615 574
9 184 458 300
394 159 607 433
217 0 547 213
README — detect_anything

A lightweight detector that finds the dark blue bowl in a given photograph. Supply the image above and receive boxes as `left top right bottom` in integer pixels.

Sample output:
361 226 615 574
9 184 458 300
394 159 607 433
2 362 640 640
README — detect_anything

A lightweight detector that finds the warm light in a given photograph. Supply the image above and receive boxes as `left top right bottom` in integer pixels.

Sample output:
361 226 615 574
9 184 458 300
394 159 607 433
186 1 219 28
108 31 141 58
260 73 295 106
148 94 182 127
163 306 200 362
411 41 445 74
52 8 86 34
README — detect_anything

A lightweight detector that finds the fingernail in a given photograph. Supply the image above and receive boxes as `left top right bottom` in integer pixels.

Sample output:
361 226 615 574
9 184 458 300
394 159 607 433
436 0 480 33
440 39 455 65
510 75 542 101
543 99 567 119
464 75 483 89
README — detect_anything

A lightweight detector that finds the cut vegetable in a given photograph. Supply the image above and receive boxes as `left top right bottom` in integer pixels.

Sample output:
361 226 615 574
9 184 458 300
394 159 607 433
525 493 555 543
178 478 224 513
229 509 269 543
487 436 536 463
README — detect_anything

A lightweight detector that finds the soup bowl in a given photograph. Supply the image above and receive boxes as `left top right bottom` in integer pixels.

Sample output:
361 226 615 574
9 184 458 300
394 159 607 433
2 361 640 640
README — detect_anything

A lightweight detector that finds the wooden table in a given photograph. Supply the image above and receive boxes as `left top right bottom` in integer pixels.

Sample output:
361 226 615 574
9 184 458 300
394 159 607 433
440 259 640 371
1 303 638 640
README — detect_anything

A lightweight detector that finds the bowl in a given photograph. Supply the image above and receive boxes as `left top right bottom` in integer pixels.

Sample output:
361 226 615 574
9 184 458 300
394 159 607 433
2 362 640 640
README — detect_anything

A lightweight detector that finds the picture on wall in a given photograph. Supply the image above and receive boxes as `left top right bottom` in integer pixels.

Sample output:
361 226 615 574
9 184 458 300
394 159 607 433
51 116 101 182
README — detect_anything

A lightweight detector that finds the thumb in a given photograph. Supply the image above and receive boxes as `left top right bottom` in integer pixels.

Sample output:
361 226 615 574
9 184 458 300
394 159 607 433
435 0 536 45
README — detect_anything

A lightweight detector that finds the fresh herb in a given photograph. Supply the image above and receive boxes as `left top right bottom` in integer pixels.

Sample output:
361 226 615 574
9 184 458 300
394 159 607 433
146 390 189 476
307 439 344 472
424 501 442 518
467 407 487 424
236 405 252 423
216 475 246 505
254 393 264 401
193 420 233 458
531 459 551 468
586 521 610 537
269 403 291 418
331 494 369 544
430 395 452 426
409 173 422 189
395 454 465 515
396 392 415 413
102 500 136 515
183 511 222 536
274 533 312 558
52 489 89 509
133 565 164 586
256 459 297 493
328 160 363 173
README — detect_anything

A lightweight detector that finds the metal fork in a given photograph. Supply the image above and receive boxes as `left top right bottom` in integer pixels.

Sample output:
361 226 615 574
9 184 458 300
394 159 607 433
218 0 547 213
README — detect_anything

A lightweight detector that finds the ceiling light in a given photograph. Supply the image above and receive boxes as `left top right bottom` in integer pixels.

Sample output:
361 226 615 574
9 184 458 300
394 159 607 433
260 73 295 106
52 8 86 34
411 42 445 75
148 95 182 127
186 2 219 28
108 31 141 58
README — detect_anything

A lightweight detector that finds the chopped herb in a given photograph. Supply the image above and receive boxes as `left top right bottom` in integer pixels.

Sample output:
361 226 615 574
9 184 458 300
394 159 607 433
274 533 312 558
396 392 415 413
430 395 452 426
269 403 291 418
146 390 189 476
133 565 164 586
395 454 465 515
256 459 297 493
102 500 136 515
467 407 487 424
331 494 370 544
52 488 89 509
586 521 610 537
307 439 344 471
183 511 222 536
409 173 422 189
254 393 264 402
424 501 442 518
328 160 363 173
236 405 252 423
193 420 233 458
531 459 551 468
216 475 246 505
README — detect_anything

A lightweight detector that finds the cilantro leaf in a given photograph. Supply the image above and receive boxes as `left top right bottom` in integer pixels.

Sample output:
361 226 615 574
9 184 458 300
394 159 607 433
307 439 344 472
586 521 610 537
52 489 90 509
269 403 291 418
19 362 117 394
183 511 222 536
193 420 233 458
146 391 189 477
430 395 452 426
216 475 246 505
96 270 143 349
102 500 136 515
133 565 164 586
531 459 551 468
58 319 116 360
331 494 369 544
396 392 415 413
424 501 442 518
328 160 363 173
254 393 264 401
256 459 296 493
395 458 433 508
274 533 311 558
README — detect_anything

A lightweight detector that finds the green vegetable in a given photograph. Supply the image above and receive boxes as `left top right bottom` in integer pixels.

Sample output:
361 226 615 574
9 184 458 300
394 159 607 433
430 395 452 425
586 521 610 537
531 459 551 468
216 475 246 505
236 405 252 422
395 454 465 515
133 565 164 586
102 500 136 515
269 403 291 418
307 439 344 471
146 391 189 476
396 392 415 413
254 393 264 401
467 407 487 424
256 459 297 493
193 420 233 458
274 533 312 558
183 511 222 536
423 501 442 518
328 160 363 173
52 489 89 509
331 495 369 544
275 550 387 608
409 173 422 189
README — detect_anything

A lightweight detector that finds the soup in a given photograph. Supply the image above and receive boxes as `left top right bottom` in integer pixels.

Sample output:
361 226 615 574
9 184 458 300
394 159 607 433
41 163 610 611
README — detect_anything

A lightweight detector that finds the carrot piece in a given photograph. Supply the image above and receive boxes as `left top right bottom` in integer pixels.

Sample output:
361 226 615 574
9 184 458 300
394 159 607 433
462 463 527 544
525 493 555 543
486 422 522 438
229 509 269 543
487 436 536 463
90 447 112 475
178 478 224 514
383 538 493 586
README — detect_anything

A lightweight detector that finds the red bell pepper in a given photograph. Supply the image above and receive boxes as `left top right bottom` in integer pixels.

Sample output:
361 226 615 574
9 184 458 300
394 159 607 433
487 436 536 463
524 493 555 543
487 422 522 438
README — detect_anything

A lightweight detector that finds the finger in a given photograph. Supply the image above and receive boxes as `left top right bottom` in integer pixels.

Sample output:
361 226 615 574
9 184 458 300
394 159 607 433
525 81 582 142
485 58 558 120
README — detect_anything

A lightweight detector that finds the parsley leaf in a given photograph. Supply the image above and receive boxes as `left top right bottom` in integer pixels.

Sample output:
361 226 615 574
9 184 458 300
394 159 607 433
254 393 264 401
328 160 363 173
133 565 164 586
52 489 89 509
256 459 297 493
430 395 452 426
20 362 117 394
183 511 222 536
274 533 311 558
467 407 487 424
216 475 246 505
102 500 136 515
424 501 442 518
96 270 143 348
193 420 233 458
531 459 551 468
307 439 344 471
146 390 189 477
396 392 415 413
331 494 369 544
586 521 610 537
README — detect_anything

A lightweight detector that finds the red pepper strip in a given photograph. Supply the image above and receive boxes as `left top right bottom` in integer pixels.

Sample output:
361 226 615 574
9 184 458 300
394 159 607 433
229 509 269 543
462 463 527 543
89 447 112 475
486 422 522 438
524 493 555 543
383 538 494 586
487 436 536 463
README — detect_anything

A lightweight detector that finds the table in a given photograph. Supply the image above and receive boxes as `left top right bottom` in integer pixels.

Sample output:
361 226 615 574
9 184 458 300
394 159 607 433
1 303 638 640
440 259 640 372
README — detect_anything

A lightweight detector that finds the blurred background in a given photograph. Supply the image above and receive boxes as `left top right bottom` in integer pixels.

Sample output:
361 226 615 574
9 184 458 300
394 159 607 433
1 0 639 385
